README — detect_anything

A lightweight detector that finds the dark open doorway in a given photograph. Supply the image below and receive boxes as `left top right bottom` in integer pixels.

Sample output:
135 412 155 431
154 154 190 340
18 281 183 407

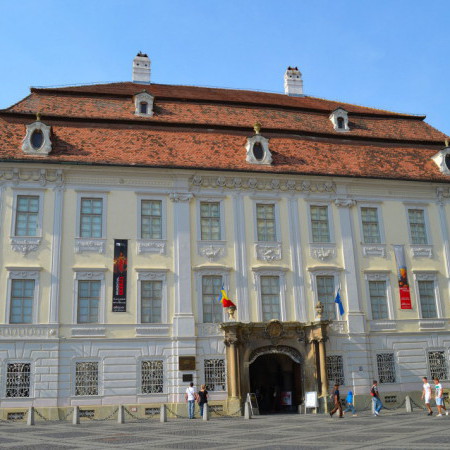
249 353 302 414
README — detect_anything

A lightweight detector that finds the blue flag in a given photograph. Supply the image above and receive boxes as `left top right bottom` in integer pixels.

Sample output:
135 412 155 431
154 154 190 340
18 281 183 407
335 288 345 316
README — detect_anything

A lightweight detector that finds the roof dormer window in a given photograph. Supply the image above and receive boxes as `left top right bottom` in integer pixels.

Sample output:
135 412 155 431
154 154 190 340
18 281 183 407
329 107 350 132
246 123 273 166
31 129 44 150
134 91 154 117
431 141 450 175
22 115 52 155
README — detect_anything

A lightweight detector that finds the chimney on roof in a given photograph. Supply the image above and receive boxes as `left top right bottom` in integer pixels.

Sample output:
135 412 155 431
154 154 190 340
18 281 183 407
284 66 303 97
132 52 151 84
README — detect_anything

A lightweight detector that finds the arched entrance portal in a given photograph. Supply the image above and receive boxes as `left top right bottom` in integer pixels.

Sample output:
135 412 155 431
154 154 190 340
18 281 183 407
249 347 303 414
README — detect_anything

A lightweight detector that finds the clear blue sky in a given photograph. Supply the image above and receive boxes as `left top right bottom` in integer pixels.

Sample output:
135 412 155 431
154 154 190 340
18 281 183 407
1 0 449 135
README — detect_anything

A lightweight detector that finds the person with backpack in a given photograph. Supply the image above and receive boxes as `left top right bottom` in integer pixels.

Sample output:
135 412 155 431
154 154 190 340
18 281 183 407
343 390 357 416
371 380 383 416
329 384 343 418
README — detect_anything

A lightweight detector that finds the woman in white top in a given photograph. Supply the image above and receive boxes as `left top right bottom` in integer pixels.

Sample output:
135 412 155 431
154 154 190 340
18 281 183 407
422 376 433 416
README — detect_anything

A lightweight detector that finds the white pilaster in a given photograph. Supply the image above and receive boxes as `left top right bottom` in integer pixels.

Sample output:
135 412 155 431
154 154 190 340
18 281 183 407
287 195 307 322
233 192 249 322
335 197 365 333
49 183 64 324
437 193 450 316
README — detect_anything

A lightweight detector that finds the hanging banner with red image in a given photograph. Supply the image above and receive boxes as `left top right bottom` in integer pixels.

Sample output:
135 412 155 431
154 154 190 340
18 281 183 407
393 244 412 309
112 239 128 312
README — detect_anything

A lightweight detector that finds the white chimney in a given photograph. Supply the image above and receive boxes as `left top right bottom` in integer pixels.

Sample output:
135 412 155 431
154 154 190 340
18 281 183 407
284 66 303 96
132 52 151 83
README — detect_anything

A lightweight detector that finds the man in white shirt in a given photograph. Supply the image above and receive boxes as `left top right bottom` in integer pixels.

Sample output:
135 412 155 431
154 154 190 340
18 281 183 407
422 377 433 416
434 377 448 417
185 382 197 419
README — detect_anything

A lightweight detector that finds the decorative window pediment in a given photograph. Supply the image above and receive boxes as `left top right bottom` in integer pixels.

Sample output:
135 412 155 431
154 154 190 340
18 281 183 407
246 123 272 165
134 91 154 117
329 107 350 132
22 118 52 155
432 142 450 175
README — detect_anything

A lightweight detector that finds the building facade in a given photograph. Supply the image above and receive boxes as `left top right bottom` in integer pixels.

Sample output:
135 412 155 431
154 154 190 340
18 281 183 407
0 54 449 416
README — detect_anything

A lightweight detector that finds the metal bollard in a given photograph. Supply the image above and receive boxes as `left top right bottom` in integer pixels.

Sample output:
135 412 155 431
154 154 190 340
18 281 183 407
244 401 252 420
117 405 125 424
202 404 209 421
160 404 167 423
72 406 80 425
27 407 35 426
405 395 412 413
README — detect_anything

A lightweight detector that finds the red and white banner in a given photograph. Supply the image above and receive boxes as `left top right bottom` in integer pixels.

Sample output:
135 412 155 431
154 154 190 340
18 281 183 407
393 245 412 309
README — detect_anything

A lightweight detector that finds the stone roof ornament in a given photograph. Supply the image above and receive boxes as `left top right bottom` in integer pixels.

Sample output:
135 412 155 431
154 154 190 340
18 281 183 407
253 122 261 134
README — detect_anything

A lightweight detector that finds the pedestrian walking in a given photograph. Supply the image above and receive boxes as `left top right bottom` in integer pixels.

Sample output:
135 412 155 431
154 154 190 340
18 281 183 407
422 377 433 416
343 390 357 416
433 377 448 417
185 382 198 419
329 384 343 418
198 384 208 418
371 380 383 416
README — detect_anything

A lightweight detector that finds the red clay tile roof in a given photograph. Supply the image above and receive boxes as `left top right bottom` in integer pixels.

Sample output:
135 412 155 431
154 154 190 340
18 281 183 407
0 82 448 182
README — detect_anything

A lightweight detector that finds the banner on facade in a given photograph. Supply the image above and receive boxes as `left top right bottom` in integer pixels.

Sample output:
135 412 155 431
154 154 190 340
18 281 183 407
393 244 412 309
112 239 128 312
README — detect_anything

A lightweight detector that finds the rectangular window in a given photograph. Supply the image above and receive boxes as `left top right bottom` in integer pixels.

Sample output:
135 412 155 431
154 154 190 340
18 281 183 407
204 359 226 391
141 280 162 323
368 280 388 320
408 209 428 244
361 207 381 244
77 280 101 324
141 360 164 394
428 351 448 380
141 200 162 239
80 198 103 238
75 362 99 396
15 195 39 236
326 355 344 386
310 205 330 243
418 280 437 319
316 276 336 320
6 363 31 398
200 202 221 240
256 204 276 242
261 276 281 321
202 276 223 323
377 353 396 383
10 279 35 324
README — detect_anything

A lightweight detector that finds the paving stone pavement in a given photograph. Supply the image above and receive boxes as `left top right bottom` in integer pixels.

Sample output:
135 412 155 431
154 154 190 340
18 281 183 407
0 410 449 449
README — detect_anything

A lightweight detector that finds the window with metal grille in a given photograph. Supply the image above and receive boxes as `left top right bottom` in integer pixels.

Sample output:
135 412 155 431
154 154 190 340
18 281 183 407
428 351 448 380
75 362 99 396
77 280 100 323
141 360 164 394
317 276 336 320
418 280 437 319
204 359 226 391
326 355 344 385
368 280 388 320
310 205 330 243
260 276 281 321
200 202 221 240
376 353 396 383
384 395 397 403
10 279 35 324
80 198 103 238
141 280 162 323
141 200 162 239
256 204 276 242
408 209 428 244
6 363 31 398
15 195 39 236
361 207 381 244
202 275 223 323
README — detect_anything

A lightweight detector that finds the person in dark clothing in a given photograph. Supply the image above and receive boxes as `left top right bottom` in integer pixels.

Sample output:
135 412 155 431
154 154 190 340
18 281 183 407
197 384 208 418
329 384 343 418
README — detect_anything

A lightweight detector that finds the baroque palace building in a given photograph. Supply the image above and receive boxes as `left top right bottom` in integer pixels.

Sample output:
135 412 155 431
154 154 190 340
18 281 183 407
0 53 450 416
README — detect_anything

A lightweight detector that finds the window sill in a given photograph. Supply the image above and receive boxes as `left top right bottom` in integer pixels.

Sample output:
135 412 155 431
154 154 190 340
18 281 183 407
255 242 282 262
309 243 336 261
361 243 386 258
10 236 41 255
410 244 433 258
74 238 105 254
197 240 226 261
137 239 166 255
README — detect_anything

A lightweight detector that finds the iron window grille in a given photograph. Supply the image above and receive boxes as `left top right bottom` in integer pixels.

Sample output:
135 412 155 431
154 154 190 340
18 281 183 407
326 355 344 386
361 207 381 244
6 363 31 398
15 195 39 236
256 204 276 242
200 202 221 240
428 351 448 380
204 359 226 391
310 205 330 243
376 353 396 383
75 362 99 396
141 360 164 394
141 200 162 239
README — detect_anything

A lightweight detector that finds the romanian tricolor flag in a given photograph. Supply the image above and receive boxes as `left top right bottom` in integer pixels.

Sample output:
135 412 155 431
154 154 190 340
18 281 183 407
218 285 236 308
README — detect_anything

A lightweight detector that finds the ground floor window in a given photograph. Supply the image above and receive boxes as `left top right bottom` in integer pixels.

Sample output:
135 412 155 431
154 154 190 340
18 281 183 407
428 351 448 380
377 353 396 383
75 362 99 396
141 360 164 394
204 359 226 391
6 363 31 398
326 355 344 385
